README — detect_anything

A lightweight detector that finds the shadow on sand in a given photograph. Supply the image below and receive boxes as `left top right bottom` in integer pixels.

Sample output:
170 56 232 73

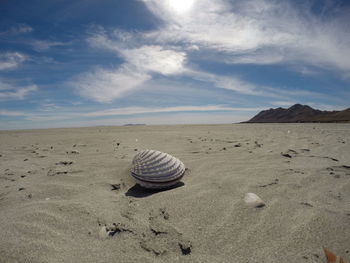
125 182 185 198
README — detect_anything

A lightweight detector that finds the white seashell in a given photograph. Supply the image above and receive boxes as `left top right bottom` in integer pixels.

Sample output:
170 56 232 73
99 226 108 239
131 150 185 189
244 193 265 208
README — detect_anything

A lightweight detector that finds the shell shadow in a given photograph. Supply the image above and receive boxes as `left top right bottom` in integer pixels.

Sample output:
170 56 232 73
125 182 185 198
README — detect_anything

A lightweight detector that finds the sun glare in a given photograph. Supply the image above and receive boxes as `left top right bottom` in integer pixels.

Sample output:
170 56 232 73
167 0 196 14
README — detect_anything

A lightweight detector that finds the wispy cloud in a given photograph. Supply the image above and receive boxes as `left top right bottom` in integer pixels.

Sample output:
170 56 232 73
0 52 26 70
0 105 261 121
70 66 151 103
87 28 186 75
84 105 262 117
30 40 66 51
142 0 350 73
0 23 33 36
0 110 31 117
0 80 37 100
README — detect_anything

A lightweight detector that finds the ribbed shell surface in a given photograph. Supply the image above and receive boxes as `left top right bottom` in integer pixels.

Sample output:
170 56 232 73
131 150 185 188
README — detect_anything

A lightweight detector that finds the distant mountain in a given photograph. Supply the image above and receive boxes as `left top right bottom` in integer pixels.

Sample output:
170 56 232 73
245 104 350 123
123 124 146 126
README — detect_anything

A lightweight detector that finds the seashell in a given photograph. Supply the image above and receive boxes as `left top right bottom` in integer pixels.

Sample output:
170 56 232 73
131 150 185 189
244 193 265 208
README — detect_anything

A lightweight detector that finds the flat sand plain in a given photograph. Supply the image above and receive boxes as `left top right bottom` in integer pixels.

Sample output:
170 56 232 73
0 124 349 263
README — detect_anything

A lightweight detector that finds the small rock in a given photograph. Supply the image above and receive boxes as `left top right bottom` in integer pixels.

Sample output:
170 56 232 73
111 184 121 191
24 158 28 161
56 161 73 165
18 187 25 191
179 241 192 255
281 153 292 158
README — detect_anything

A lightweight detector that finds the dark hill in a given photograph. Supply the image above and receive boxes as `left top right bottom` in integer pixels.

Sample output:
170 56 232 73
245 104 350 123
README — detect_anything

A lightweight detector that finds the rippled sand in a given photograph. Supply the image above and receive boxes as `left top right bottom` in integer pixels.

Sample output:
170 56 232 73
0 124 349 262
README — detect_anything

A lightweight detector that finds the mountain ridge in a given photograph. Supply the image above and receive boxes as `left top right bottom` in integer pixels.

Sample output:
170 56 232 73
245 104 350 123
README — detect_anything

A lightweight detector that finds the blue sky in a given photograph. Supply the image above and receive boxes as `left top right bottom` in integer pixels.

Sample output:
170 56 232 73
0 0 349 129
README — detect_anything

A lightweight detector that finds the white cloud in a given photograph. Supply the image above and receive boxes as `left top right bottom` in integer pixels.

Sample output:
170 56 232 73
87 29 186 76
0 110 30 117
0 81 37 100
30 40 66 51
71 66 151 103
122 45 186 75
0 24 33 36
0 52 26 70
84 105 262 117
3 112 252 130
4 105 261 122
11 24 33 34
142 0 350 73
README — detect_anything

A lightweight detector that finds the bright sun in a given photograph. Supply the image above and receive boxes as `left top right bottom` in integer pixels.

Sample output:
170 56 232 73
167 0 196 14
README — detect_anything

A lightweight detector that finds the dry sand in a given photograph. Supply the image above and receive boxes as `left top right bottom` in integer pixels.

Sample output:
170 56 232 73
0 124 349 263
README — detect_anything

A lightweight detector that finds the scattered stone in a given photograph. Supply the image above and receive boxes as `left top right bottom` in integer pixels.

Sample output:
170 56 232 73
99 223 133 239
47 169 68 176
27 194 32 199
23 158 28 161
18 187 25 191
300 148 310 152
222 147 226 150
234 143 241 147
179 241 192 255
300 202 313 207
159 208 169 220
281 153 292 158
259 179 279 187
20 175 26 178
56 161 73 165
254 141 262 147
111 184 121 191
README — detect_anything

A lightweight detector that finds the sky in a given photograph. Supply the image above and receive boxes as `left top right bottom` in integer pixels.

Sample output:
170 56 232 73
0 0 350 130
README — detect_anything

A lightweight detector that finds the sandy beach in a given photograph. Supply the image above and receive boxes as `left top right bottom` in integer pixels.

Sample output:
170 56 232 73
0 124 349 263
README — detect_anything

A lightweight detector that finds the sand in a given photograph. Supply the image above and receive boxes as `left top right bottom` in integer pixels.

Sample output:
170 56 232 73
0 124 349 263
